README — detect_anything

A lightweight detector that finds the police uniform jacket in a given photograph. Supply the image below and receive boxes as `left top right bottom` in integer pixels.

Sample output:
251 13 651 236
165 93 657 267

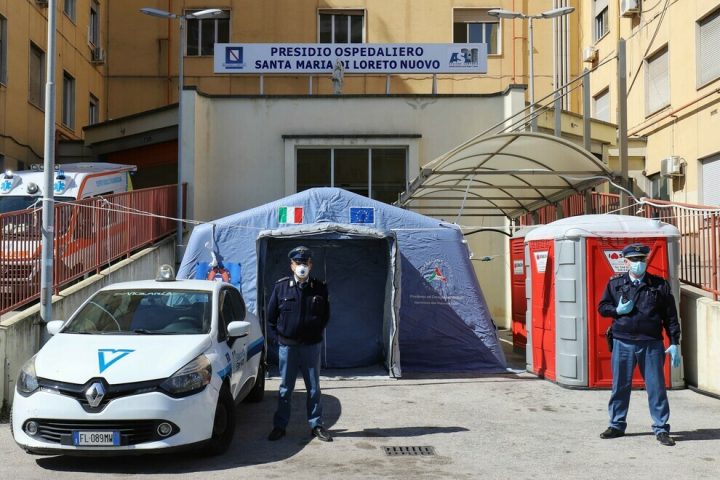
266 276 330 345
598 272 680 345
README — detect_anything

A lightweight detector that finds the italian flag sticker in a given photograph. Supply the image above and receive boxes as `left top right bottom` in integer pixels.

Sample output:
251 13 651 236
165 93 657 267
278 206 303 224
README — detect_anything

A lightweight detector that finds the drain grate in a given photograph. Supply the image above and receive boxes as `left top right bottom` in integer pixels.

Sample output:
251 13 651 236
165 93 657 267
383 446 435 456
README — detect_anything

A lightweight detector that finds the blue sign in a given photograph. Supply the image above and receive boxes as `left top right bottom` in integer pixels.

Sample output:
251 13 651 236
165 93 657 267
224 46 245 69
350 207 375 224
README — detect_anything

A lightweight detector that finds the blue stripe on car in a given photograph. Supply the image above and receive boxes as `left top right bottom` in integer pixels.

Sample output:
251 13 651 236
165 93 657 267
247 337 264 359
217 363 232 380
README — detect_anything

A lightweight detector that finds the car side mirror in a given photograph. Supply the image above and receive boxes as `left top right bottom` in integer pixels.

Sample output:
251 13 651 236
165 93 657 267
46 320 65 336
227 321 251 338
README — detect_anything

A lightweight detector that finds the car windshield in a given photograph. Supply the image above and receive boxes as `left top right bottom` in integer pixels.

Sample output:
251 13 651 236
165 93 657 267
62 289 212 335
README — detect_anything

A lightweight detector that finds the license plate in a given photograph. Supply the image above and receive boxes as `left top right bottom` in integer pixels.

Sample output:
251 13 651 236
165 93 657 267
72 431 120 446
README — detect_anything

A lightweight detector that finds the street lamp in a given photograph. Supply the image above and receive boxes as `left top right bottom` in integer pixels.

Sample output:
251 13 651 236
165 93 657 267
140 7 222 260
489 7 574 132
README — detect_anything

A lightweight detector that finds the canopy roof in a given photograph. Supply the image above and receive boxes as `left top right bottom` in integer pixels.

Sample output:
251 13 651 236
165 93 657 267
398 132 612 219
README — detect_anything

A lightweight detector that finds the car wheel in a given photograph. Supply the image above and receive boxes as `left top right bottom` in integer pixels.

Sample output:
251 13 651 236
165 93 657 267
203 384 236 456
244 361 265 403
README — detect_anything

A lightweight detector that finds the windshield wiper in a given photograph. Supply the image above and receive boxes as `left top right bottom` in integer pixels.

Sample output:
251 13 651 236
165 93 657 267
132 329 172 335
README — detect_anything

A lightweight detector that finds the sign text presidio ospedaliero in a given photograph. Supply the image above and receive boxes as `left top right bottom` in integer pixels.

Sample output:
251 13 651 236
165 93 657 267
214 43 488 74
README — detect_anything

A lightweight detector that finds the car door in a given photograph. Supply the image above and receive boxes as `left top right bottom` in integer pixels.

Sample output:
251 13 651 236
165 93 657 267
218 288 248 398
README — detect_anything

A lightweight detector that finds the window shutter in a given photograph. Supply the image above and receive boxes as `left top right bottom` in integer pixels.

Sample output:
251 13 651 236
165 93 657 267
593 90 610 122
594 0 609 17
646 48 669 114
698 10 720 86
702 155 720 206
454 9 495 23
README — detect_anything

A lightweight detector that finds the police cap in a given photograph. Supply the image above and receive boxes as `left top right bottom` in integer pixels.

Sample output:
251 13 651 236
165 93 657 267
622 243 650 259
288 246 312 262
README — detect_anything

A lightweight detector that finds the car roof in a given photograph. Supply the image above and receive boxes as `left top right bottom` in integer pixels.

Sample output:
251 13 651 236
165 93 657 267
99 278 227 293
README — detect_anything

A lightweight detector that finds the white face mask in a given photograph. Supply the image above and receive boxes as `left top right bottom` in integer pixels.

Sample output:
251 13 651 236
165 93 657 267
294 264 310 280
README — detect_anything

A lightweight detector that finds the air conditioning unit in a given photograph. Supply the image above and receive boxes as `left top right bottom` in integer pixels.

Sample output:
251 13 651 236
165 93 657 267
621 0 641 17
660 156 685 177
35 0 49 7
582 46 598 63
90 47 106 65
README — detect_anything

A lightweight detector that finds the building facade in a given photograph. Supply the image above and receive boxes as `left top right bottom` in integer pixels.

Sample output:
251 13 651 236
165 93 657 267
0 0 108 171
578 0 720 206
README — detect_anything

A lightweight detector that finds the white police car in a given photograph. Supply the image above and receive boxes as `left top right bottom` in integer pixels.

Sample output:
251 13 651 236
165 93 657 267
11 265 265 456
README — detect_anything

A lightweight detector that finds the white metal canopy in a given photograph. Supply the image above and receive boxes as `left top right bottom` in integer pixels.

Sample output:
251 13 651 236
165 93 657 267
398 132 612 219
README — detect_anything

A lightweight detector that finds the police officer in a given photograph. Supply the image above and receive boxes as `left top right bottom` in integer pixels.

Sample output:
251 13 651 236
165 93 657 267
266 246 332 442
598 242 681 446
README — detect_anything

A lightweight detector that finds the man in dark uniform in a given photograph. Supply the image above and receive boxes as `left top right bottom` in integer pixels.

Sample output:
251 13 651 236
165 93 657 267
598 242 681 446
266 246 332 442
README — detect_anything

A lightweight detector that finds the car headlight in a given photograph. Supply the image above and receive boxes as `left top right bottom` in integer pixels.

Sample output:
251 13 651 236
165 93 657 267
160 354 212 397
17 356 39 396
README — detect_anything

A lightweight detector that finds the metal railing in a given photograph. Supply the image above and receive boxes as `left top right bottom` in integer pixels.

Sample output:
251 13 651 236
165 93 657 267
0 185 177 315
518 192 720 300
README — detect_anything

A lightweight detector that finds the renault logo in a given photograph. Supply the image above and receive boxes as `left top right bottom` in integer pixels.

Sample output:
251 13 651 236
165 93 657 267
85 382 106 408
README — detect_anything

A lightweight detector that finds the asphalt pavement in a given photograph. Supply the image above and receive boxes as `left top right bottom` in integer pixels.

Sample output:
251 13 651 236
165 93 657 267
1 330 718 479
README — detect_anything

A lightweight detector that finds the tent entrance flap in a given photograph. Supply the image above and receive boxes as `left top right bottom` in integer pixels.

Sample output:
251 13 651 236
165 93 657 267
256 226 399 375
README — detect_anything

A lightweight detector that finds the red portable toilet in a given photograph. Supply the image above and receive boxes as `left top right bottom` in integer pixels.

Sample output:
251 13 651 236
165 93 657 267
524 214 683 389
509 227 539 352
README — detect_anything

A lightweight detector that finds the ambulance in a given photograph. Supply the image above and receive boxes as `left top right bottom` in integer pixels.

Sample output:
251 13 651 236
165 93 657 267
0 162 136 213
0 163 137 300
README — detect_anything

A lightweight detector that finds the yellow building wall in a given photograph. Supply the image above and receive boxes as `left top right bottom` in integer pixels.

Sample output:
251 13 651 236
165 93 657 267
576 0 720 204
109 0 580 118
0 0 107 170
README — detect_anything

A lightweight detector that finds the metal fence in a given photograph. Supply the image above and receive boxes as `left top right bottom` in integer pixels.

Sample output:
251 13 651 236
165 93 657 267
518 192 720 300
0 185 177 315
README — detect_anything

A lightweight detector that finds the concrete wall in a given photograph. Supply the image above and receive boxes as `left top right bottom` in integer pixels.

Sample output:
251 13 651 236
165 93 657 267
0 238 174 409
680 285 720 397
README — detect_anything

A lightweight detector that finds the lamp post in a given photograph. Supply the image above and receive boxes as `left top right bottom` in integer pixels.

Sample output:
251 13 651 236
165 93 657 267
489 7 574 132
140 7 222 261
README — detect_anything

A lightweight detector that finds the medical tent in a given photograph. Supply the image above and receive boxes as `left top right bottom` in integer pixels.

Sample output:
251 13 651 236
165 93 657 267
178 188 506 376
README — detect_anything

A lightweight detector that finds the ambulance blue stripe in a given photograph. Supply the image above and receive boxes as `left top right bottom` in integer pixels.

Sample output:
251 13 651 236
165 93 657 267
247 337 264 359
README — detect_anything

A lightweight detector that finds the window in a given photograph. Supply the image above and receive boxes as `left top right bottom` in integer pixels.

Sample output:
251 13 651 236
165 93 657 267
594 0 609 42
89 94 99 125
64 0 76 21
319 10 364 43
701 154 720 206
297 147 407 204
89 1 99 46
453 9 500 55
648 173 669 201
186 9 230 56
593 89 610 122
62 72 75 129
0 15 6 84
29 43 45 107
646 46 669 115
698 9 720 86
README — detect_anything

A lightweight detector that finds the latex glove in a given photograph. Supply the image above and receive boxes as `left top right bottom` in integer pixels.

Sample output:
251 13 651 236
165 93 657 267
665 345 680 368
616 297 634 315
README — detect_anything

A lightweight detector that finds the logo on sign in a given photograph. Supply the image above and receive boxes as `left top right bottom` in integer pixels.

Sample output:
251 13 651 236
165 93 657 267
224 46 245 69
449 47 480 67
98 349 134 373
534 251 549 273
604 250 629 273
350 207 375 224
513 260 524 275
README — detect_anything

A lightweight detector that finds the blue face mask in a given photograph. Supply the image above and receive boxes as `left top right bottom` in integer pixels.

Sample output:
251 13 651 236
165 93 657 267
629 259 647 276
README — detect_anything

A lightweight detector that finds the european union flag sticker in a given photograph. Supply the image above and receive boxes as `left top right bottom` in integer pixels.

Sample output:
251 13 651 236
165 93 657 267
350 207 375 224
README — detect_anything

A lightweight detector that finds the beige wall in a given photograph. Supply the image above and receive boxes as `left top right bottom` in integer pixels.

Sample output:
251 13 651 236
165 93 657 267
0 1 108 170
109 0 576 118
